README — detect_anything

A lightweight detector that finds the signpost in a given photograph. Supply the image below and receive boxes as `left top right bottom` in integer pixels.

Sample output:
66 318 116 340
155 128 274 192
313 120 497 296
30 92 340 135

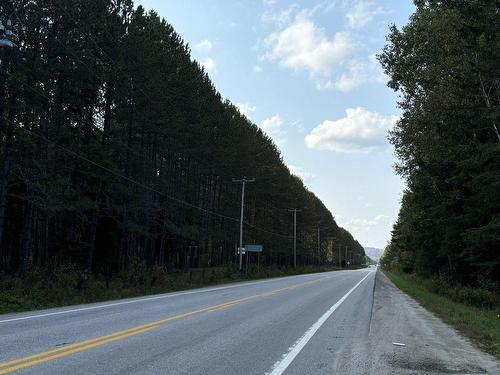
245 244 263 252
243 245 263 273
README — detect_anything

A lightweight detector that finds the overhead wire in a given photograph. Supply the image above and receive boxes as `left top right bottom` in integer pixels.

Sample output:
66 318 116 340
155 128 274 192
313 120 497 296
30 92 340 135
3 3 300 239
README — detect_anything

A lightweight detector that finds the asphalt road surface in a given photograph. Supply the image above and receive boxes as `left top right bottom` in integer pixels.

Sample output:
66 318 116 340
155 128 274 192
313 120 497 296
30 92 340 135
0 269 375 374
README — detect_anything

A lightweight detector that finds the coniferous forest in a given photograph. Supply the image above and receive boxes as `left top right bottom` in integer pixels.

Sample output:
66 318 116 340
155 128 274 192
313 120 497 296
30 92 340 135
380 1 499 291
0 0 365 284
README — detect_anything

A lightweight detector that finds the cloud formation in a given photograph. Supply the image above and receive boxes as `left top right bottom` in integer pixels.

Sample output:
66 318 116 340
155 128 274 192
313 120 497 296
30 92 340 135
261 2 389 91
346 214 388 227
193 39 213 53
262 4 300 27
263 0 276 6
346 1 386 29
260 114 286 145
200 57 217 73
316 54 386 92
236 103 257 119
288 164 315 184
305 107 398 153
264 14 354 76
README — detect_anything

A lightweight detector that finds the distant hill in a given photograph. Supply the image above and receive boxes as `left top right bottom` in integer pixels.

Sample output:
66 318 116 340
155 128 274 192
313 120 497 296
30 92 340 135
364 247 384 262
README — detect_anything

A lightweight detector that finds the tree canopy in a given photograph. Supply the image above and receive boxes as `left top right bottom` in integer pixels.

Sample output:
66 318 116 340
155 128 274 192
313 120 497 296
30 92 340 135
379 0 500 290
0 0 365 278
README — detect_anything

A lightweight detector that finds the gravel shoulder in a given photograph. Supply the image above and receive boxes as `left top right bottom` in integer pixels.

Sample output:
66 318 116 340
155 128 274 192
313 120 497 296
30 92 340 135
335 271 500 374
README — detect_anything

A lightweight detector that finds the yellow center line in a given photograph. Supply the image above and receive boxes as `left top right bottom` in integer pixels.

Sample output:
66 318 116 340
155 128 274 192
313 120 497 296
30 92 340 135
205 300 243 313
0 275 333 374
0 325 161 375
0 299 251 370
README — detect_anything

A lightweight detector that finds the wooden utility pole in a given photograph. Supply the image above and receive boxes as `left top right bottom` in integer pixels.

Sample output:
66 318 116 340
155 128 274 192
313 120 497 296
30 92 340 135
288 208 301 268
232 177 255 271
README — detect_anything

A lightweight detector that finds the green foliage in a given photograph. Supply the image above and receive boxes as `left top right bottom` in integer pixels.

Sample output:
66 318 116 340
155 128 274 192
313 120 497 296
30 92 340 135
379 1 500 289
0 264 344 314
0 0 365 278
390 272 500 309
385 271 500 359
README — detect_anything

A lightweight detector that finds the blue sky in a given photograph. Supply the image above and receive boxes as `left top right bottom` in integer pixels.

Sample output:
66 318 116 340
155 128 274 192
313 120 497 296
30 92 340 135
137 0 415 248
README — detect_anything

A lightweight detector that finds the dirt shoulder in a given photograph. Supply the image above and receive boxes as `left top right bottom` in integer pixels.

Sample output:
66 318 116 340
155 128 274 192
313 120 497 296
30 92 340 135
335 271 499 374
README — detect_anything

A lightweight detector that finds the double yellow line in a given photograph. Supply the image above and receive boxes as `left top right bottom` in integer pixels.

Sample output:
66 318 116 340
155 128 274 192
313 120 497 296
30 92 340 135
0 276 331 374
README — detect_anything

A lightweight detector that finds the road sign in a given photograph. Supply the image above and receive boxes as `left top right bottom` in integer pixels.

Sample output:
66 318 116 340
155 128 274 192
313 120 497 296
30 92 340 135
245 244 263 252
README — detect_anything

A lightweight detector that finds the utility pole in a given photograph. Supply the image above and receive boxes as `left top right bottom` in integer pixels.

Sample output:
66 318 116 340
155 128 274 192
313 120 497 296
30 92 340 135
288 208 301 268
328 237 337 267
232 177 255 271
345 245 348 268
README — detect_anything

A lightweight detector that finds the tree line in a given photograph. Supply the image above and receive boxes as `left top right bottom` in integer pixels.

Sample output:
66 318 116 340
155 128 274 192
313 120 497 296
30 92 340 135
380 0 499 290
0 0 365 279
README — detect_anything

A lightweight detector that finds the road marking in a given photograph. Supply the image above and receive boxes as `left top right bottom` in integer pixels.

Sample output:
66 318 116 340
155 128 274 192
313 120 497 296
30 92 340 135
0 325 161 375
0 271 339 324
0 273 338 374
266 271 374 375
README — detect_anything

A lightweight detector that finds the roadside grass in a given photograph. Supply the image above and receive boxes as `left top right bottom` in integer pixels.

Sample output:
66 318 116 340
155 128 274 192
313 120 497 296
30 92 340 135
0 264 362 315
384 270 500 360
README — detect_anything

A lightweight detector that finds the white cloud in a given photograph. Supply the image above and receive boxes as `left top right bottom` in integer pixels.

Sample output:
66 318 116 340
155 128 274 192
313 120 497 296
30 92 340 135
261 3 389 91
260 114 287 145
261 1 335 27
264 13 355 76
193 39 213 53
288 164 315 183
317 54 385 92
200 57 217 73
305 107 398 153
346 214 388 227
236 103 257 119
333 60 366 91
262 4 300 26
253 65 263 73
346 1 386 29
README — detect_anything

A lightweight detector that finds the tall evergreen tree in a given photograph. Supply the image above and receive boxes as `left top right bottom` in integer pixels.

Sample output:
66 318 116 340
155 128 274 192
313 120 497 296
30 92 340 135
380 0 500 288
0 0 365 278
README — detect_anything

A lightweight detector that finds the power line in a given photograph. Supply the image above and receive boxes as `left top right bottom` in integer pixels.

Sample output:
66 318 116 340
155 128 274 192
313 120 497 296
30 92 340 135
3 115 295 240
3 31 296 238
244 222 292 239
3 115 239 221
4 69 295 238
3 6 300 241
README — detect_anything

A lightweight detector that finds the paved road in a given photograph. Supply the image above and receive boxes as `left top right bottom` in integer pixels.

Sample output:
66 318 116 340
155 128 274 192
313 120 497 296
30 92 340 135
0 269 375 374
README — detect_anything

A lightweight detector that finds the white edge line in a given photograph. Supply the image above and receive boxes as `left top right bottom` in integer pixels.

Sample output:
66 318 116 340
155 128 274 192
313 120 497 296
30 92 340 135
0 270 356 324
266 271 374 375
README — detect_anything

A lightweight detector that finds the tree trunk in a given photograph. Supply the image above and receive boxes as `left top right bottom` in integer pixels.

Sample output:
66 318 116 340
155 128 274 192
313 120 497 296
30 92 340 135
19 201 34 278
86 209 98 272
478 67 500 141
